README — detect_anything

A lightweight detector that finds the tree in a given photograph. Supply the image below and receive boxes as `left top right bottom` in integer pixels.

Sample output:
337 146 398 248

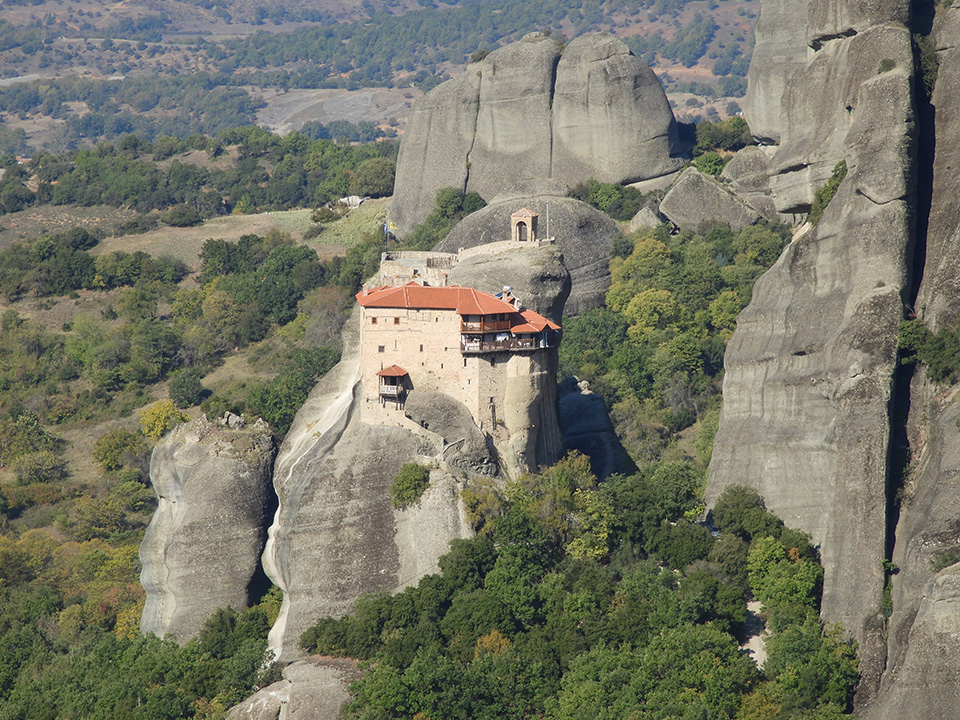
349 157 395 197
139 400 187 438
93 428 147 472
161 203 202 227
169 368 207 408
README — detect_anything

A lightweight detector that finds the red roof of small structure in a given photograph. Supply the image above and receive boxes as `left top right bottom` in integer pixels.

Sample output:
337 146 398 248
376 365 408 377
511 309 561 334
357 282 517 315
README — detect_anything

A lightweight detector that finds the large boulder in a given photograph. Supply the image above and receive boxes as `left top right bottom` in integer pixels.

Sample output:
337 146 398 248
140 417 276 642
558 378 633 479
467 34 561 206
445 236 571 321
438 190 620 315
658 167 761 231
706 21 916 700
742 0 811 143
551 33 681 184
391 32 682 237
227 657 358 720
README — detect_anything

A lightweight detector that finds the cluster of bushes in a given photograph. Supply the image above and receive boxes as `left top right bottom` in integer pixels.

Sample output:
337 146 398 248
569 179 657 223
0 228 187 301
302 450 858 719
402 187 487 249
0 570 279 719
898 317 960 384
561 221 789 460
0 126 398 227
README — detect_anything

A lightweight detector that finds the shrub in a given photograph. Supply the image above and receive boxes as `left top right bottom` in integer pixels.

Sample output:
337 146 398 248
11 451 67 486
138 400 187 439
161 203 202 227
93 428 147 472
807 160 847 225
878 58 896 73
169 368 207 408
390 463 431 509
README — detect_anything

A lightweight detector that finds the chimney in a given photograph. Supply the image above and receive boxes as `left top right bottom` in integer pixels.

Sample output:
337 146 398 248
362 283 369 296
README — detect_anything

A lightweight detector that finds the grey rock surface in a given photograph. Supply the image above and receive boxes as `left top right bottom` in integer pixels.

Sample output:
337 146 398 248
862 378 960 720
770 25 913 213
558 378 633 479
865 9 960 717
227 657 359 720
404 391 497 477
629 205 662 231
742 0 810 142
808 0 909 47
391 32 681 237
706 22 916 699
862 565 960 718
439 195 621 315
467 33 560 206
140 418 276 643
552 33 681 184
659 167 760 231
446 241 571 322
916 8 960 330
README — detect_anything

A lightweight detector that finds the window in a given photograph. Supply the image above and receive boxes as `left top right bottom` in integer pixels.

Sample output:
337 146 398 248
371 317 377 324
463 358 467 367
378 346 385 353
394 317 400 324
420 345 424 352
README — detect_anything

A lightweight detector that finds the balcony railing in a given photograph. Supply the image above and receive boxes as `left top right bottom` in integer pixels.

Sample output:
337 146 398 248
378 385 403 397
461 319 511 333
461 337 542 354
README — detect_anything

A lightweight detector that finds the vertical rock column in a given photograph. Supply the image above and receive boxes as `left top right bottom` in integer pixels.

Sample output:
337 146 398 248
140 417 276 643
864 8 960 718
707 20 915 695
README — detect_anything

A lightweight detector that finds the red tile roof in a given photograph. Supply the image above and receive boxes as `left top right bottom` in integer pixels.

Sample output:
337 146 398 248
376 365 408 377
357 282 517 315
511 207 538 218
357 283 561 333
511 309 561 334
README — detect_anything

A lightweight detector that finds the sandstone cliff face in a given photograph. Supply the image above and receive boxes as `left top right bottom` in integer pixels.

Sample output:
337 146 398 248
863 9 960 717
260 311 471 662
742 0 810 142
706 17 916 698
862 377 960 720
439 190 619 315
140 418 276 642
390 32 681 237
915 8 960 331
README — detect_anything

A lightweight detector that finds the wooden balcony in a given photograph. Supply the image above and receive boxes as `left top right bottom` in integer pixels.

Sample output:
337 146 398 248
460 319 511 333
378 385 404 397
